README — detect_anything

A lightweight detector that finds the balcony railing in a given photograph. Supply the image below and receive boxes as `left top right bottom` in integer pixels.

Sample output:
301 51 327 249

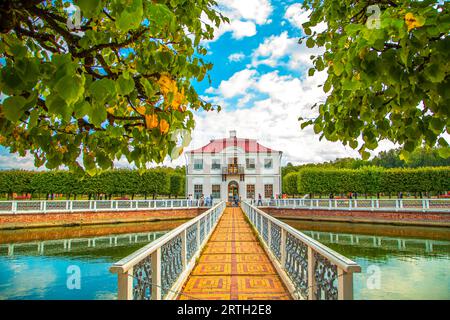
0 199 212 214
110 201 226 300
222 165 245 175
241 201 361 300
250 198 450 212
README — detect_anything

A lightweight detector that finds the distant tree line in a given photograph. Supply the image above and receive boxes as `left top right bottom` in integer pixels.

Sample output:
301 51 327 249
282 147 450 178
283 167 450 198
0 168 185 200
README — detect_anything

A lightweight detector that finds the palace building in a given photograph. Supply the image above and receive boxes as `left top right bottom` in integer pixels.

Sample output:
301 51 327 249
185 131 282 201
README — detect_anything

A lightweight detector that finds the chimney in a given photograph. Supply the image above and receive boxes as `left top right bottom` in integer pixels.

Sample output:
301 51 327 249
229 130 237 138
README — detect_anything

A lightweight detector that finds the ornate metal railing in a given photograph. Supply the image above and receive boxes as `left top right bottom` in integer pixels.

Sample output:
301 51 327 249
250 198 450 212
222 165 245 175
0 199 214 214
110 201 226 300
241 201 361 300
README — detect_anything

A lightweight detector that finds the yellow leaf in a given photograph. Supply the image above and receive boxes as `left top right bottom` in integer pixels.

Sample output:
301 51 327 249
159 119 169 134
145 114 158 129
405 12 425 32
135 105 146 115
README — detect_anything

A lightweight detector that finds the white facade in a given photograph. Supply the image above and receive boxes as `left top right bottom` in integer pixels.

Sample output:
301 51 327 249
185 131 282 201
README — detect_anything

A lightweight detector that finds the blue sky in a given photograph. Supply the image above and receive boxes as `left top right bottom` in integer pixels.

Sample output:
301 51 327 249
0 0 397 170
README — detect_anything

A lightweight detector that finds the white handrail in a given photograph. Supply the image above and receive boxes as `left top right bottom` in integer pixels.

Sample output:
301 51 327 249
110 201 226 300
0 199 212 214
242 201 361 300
254 198 450 212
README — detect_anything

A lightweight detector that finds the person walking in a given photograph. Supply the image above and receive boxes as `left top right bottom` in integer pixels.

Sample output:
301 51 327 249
257 193 262 206
200 194 205 206
210 194 214 206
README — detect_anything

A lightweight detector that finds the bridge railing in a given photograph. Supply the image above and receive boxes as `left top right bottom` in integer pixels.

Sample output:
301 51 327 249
109 201 226 300
0 199 217 214
241 201 361 300
251 198 450 212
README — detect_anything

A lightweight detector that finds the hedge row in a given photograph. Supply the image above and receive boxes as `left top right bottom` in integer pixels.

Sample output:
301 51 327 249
291 167 450 196
0 169 185 200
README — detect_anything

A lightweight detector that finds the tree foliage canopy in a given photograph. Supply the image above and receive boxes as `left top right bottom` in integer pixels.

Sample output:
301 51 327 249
300 0 449 160
0 0 227 173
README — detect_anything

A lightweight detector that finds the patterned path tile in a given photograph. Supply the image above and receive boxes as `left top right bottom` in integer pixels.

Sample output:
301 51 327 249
178 207 291 300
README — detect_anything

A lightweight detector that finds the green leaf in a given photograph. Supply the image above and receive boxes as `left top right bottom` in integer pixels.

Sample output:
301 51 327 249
306 37 315 48
333 61 344 76
424 63 445 83
116 0 143 32
3 96 27 122
89 102 107 127
55 74 84 105
77 0 102 19
89 79 116 103
47 94 72 122
116 75 135 95
74 100 91 118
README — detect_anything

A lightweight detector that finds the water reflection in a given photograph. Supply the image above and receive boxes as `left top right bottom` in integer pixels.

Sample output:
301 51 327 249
284 220 450 300
0 220 187 300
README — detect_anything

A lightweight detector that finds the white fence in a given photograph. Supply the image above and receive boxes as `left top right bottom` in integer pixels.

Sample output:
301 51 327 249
0 199 219 214
110 201 226 300
251 198 450 212
242 201 361 300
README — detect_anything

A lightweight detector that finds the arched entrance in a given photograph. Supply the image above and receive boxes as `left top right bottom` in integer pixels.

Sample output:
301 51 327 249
228 181 239 202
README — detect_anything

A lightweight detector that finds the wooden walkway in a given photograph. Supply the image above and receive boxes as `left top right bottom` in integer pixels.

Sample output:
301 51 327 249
178 206 291 300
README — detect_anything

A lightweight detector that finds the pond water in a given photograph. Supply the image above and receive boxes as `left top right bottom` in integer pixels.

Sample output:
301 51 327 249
284 220 450 300
0 220 187 300
0 218 448 300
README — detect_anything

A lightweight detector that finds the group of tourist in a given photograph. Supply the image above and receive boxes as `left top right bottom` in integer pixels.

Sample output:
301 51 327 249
187 194 214 207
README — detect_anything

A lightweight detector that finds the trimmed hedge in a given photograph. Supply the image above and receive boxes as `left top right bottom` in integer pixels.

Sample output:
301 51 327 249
0 169 180 199
293 167 450 196
283 172 299 195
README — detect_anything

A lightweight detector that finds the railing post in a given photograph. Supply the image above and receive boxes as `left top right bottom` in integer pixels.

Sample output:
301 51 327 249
267 221 272 248
280 229 287 268
181 230 187 268
12 201 17 214
338 268 353 300
117 268 133 300
307 247 316 300
151 249 162 300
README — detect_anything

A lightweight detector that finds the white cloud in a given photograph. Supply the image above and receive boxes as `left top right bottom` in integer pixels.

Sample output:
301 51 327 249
228 20 257 39
228 52 246 62
251 31 324 71
0 153 39 170
218 0 273 25
202 0 273 41
284 3 327 33
217 69 257 99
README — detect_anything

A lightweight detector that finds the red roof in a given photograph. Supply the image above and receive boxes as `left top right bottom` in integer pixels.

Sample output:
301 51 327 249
188 137 281 154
